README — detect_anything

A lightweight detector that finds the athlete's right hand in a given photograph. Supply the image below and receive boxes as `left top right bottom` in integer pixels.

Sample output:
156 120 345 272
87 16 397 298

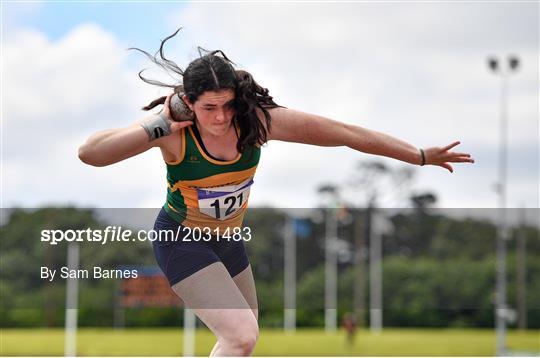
141 94 193 141
163 93 193 133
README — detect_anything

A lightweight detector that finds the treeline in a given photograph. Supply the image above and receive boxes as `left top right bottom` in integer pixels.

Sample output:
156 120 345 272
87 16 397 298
1 207 538 328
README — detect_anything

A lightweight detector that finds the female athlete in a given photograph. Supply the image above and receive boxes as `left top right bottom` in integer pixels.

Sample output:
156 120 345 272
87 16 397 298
78 30 474 356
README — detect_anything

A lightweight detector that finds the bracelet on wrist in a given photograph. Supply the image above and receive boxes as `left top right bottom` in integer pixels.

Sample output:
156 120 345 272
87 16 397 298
419 148 426 166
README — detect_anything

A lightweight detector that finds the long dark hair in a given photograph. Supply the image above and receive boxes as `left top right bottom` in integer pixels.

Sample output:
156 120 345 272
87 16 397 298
129 28 280 152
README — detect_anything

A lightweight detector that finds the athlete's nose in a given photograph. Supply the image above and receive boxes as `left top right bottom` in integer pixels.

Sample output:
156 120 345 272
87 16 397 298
215 108 227 123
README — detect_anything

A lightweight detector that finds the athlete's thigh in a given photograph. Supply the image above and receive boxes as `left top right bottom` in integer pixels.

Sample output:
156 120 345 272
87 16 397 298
171 261 257 337
232 264 258 320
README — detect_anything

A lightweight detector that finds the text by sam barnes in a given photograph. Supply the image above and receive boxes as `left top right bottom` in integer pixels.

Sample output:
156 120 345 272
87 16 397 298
41 267 138 281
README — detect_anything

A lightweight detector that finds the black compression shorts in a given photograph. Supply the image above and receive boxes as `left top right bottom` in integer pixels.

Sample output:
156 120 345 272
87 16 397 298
152 208 250 286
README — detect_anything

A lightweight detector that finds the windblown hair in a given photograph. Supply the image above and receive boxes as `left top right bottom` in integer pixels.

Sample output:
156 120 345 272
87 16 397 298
129 28 280 152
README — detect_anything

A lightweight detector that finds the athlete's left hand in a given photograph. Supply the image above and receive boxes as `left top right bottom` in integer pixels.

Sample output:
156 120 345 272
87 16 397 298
423 141 475 173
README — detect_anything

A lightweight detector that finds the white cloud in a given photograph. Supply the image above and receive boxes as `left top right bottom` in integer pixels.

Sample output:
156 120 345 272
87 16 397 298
2 24 169 208
2 3 538 210
5 25 125 124
167 2 538 208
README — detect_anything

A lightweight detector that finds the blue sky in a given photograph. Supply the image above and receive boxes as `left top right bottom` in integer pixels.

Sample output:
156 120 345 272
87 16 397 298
5 2 181 45
2 2 538 210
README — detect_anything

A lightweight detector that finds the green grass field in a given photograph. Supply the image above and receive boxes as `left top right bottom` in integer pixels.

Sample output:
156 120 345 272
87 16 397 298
0 328 538 356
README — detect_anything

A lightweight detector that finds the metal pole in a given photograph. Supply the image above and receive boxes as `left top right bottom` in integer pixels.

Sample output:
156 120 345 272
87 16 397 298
369 211 382 333
488 55 519 356
516 208 527 330
325 208 338 332
495 69 508 357
353 211 366 329
183 308 196 357
284 215 297 333
64 243 79 357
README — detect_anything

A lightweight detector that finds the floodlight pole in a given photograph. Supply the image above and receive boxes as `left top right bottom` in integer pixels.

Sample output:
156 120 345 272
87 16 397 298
65 243 79 357
284 215 297 333
183 308 196 357
318 185 340 333
487 55 519 357
325 207 338 332
369 211 383 333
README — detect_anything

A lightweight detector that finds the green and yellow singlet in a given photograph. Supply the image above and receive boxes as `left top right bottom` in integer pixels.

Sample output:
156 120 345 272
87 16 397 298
163 125 260 231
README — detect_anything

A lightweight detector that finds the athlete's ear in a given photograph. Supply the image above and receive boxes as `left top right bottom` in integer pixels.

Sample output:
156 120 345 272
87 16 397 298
182 94 194 111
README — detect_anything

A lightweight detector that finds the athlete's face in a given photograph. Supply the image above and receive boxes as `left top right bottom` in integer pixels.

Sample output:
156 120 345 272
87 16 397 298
184 89 236 137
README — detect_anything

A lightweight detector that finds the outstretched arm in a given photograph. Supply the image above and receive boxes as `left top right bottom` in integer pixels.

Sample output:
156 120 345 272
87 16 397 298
265 107 474 172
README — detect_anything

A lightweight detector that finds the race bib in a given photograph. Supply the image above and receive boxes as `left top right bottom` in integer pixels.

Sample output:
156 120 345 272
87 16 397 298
196 178 253 221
